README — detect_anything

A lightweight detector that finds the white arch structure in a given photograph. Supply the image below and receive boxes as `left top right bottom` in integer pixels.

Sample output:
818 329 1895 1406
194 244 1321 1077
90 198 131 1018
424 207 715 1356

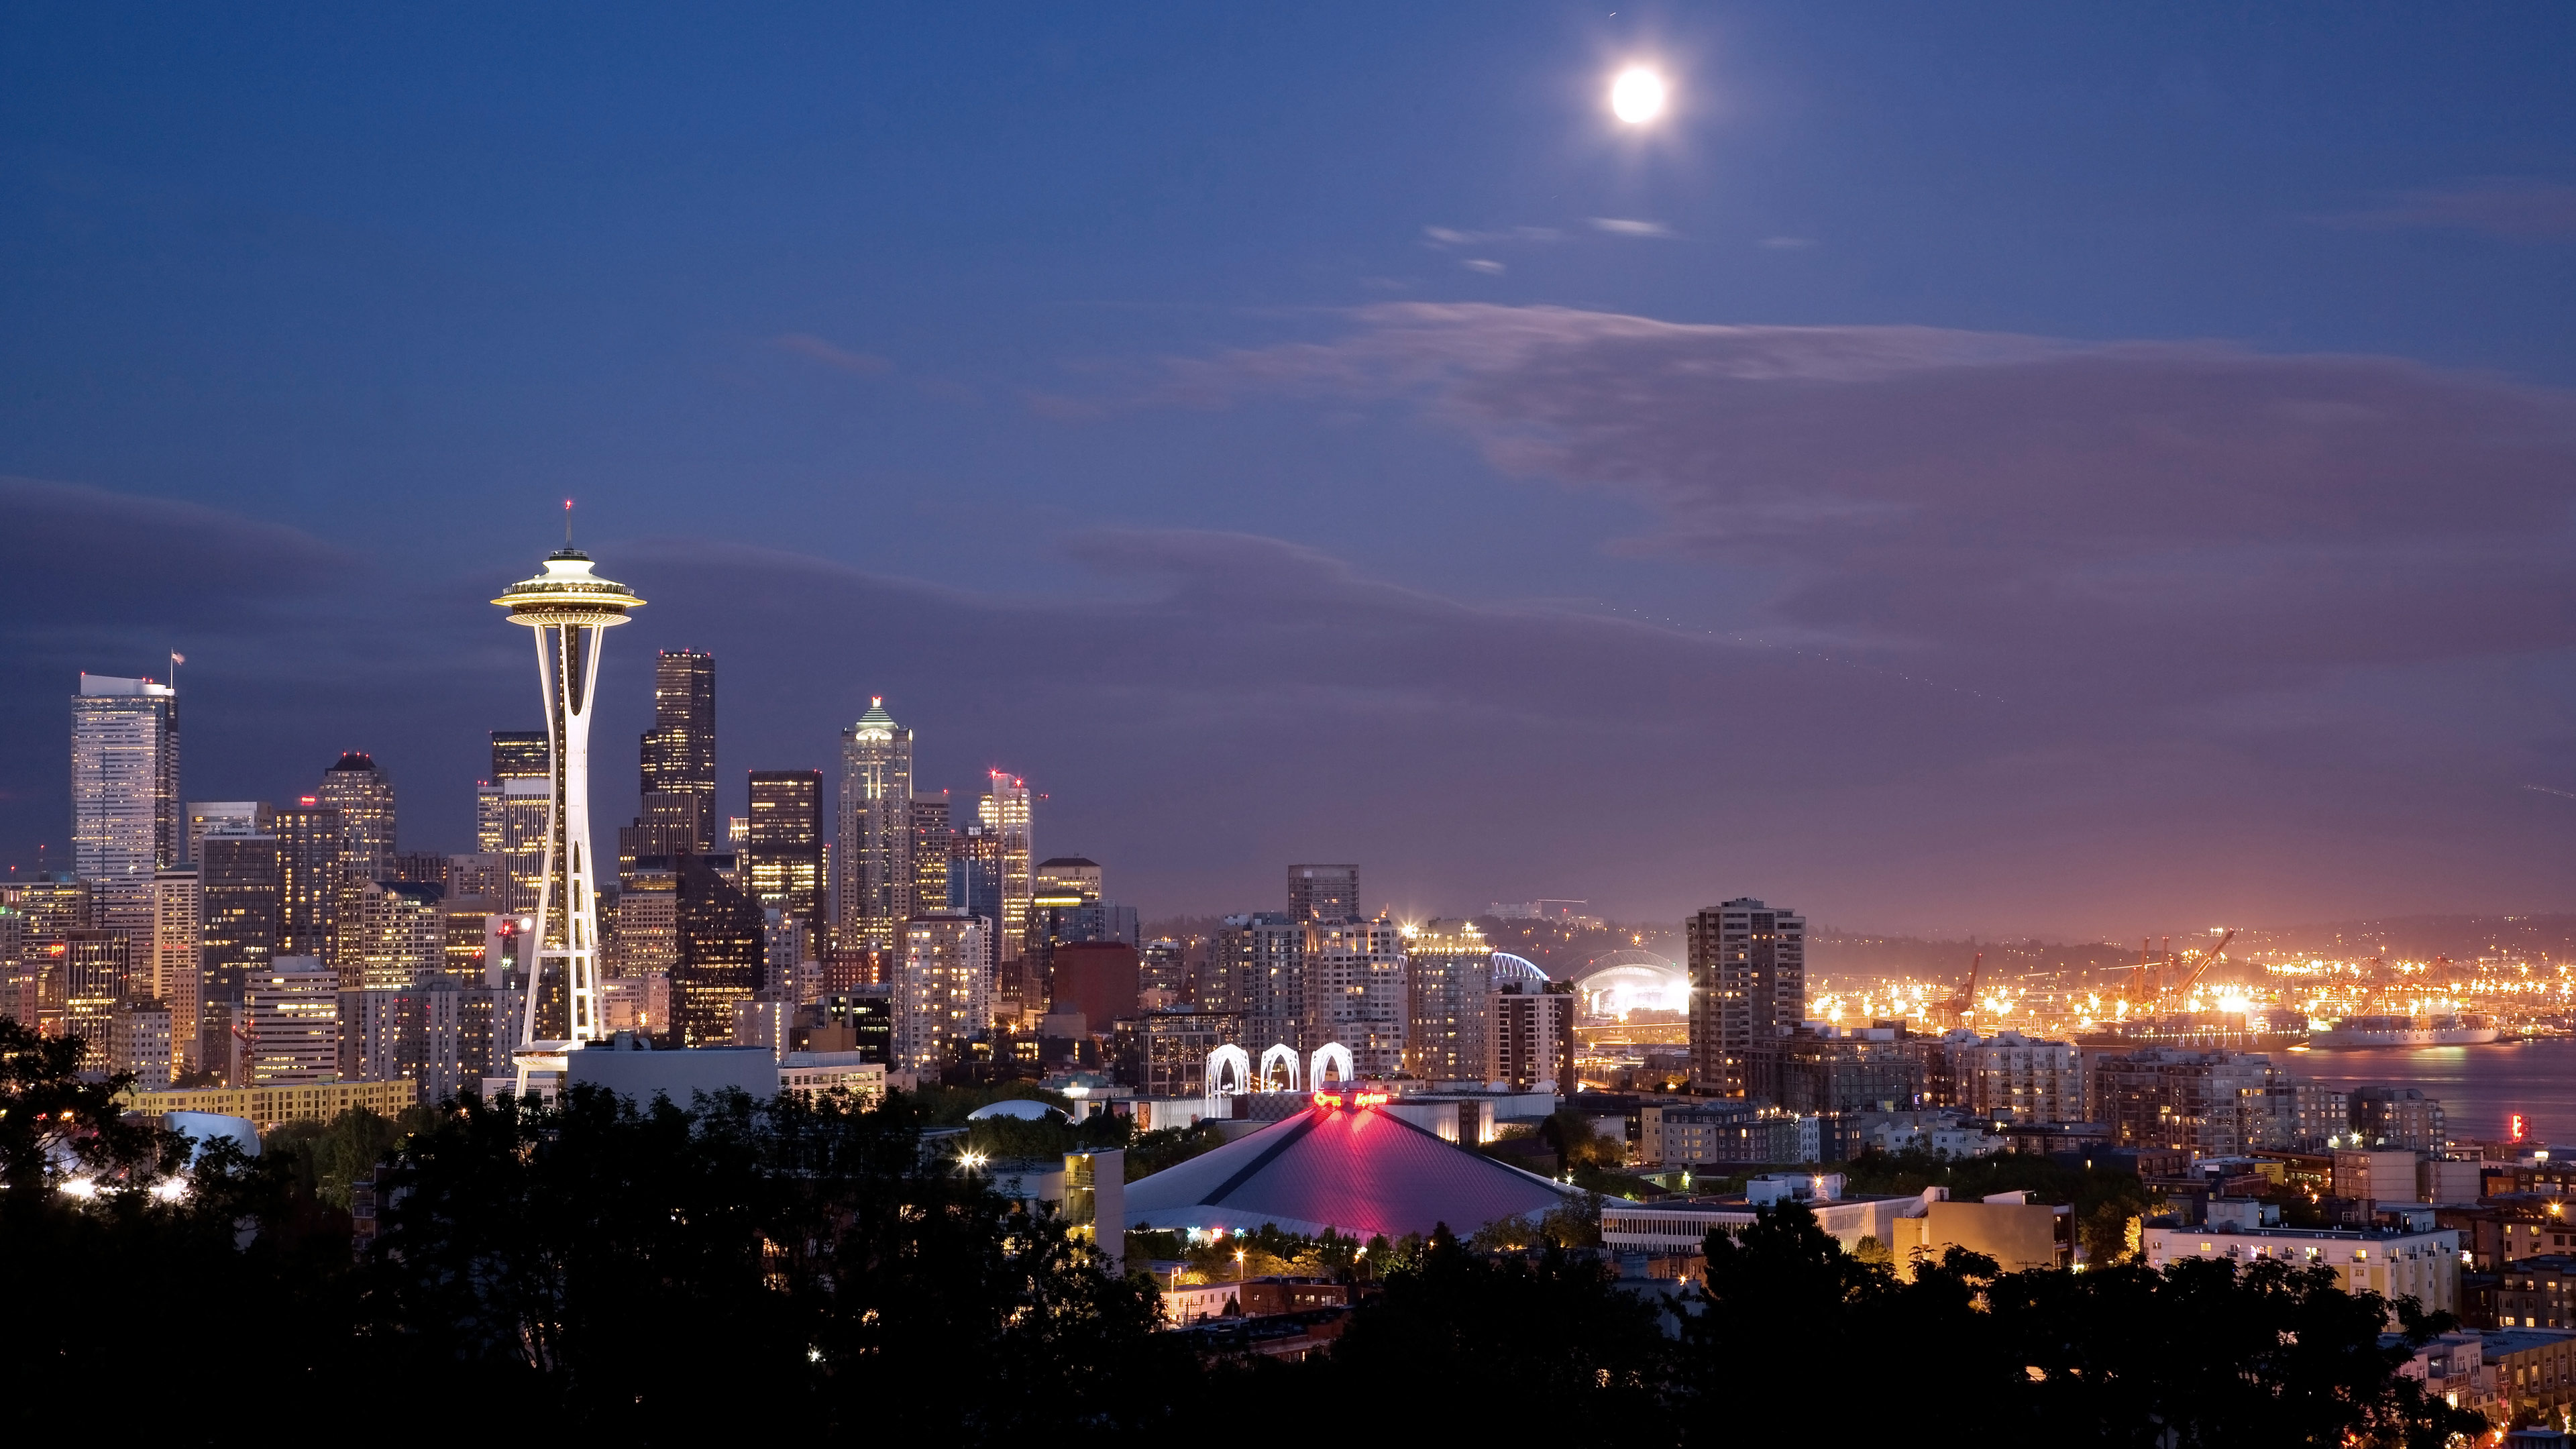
1205 1044 1252 1120
1257 1044 1301 1092
1309 1042 1354 1088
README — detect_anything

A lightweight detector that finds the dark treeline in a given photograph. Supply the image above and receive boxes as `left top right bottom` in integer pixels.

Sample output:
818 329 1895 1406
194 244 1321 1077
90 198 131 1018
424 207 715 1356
0 1018 2483 1446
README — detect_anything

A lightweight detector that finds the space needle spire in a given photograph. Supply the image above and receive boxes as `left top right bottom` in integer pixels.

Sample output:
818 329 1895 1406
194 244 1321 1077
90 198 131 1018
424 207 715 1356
492 511 642 1079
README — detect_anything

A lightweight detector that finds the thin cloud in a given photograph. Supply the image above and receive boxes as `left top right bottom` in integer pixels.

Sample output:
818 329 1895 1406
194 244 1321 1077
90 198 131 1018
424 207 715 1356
2330 178 2576 241
1461 258 1506 275
1759 235 1816 250
769 331 896 374
1421 225 1560 249
1590 217 1674 238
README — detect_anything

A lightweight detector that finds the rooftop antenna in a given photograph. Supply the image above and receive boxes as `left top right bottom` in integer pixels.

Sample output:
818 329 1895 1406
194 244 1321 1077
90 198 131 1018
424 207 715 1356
564 498 575 547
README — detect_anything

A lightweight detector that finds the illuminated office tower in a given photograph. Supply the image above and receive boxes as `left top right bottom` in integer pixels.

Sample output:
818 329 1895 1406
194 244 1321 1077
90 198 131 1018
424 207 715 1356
60 929 130 1071
978 771 1032 963
1287 865 1360 924
1303 914 1406 1077
70 674 181 937
150 867 201 1070
1403 919 1494 1083
609 864 680 979
490 731 549 784
671 857 763 1046
947 824 1005 977
186 801 264 867
315 752 397 883
244 956 340 1083
745 769 824 922
1688 898 1806 1099
198 830 282 1069
491 537 642 1049
835 699 912 951
908 793 952 926
271 800 345 962
896 910 987 1073
639 650 717 853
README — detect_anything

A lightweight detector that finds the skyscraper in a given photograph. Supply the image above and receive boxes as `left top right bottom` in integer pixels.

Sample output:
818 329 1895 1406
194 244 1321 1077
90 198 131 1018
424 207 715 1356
270 800 345 962
491 540 642 1050
70 674 180 937
908 793 952 925
947 824 1005 977
639 649 717 853
198 830 282 1077
979 770 1031 962
671 856 763 1048
184 801 264 866
835 699 912 951
315 752 397 883
244 956 339 1083
1403 919 1494 1083
745 769 825 922
150 867 201 1071
1287 864 1360 924
490 730 549 782
1688 898 1807 1099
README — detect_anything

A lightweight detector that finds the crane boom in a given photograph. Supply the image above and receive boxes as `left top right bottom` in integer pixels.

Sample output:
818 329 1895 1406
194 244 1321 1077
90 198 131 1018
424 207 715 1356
2166 928 2237 1004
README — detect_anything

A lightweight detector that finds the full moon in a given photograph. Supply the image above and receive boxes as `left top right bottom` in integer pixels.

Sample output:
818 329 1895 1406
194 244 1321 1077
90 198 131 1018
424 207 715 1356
1610 66 1666 124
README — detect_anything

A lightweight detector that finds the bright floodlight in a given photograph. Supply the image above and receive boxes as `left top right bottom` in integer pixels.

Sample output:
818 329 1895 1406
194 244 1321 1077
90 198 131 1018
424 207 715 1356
1611 67 1666 124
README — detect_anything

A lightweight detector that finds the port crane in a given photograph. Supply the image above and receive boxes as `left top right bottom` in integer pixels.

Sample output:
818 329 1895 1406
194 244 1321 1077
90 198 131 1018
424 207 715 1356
2125 928 2239 1011
1934 952 1982 1029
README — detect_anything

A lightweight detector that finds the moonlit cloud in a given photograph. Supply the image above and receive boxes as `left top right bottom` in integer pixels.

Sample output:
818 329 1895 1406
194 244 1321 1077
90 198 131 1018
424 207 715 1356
1590 217 1674 237
769 331 896 374
2331 178 2576 241
1460 258 1505 275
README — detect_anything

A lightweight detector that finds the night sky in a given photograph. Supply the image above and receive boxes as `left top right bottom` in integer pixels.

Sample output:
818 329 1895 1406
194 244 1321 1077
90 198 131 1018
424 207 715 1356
6 5 2575 936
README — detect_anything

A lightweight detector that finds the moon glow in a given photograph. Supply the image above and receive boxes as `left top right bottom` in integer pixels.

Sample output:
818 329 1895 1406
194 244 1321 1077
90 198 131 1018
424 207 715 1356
1610 67 1666 124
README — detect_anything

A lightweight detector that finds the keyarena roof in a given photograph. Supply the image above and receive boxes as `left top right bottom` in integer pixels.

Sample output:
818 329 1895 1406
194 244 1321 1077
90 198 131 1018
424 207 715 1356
1122 1099 1578 1241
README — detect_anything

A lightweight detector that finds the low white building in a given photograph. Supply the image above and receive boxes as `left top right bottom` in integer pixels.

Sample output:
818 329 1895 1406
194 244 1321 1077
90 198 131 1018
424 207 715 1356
777 1051 885 1106
1603 1178 1921 1258
2141 1223 2460 1319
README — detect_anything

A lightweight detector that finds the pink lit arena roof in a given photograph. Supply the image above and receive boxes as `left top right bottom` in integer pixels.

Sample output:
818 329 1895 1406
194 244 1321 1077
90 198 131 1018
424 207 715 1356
1122 1101 1578 1242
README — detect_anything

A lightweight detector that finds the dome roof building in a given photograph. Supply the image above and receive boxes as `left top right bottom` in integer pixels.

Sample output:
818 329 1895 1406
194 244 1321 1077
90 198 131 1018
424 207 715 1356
1122 1097 1578 1242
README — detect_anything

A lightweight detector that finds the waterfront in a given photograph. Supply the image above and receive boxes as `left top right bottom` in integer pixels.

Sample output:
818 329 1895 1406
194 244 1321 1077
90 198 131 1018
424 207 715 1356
2284 1036 2576 1147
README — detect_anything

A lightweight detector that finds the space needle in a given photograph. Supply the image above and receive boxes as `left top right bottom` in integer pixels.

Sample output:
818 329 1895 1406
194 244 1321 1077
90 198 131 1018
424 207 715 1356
492 507 642 1082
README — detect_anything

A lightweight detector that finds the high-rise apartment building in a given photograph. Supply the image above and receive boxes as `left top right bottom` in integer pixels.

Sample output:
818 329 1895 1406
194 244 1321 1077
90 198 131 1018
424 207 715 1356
1935 1028 2085 1123
1304 915 1406 1077
315 753 397 883
271 800 345 961
111 1000 176 1091
979 770 1032 961
1287 864 1360 924
745 769 825 922
244 955 340 1083
1403 920 1494 1083
345 879 446 990
639 650 717 853
896 911 987 1075
1491 978 1576 1094
150 867 201 1070
835 699 913 951
908 794 952 925
70 674 181 937
1140 938 1187 1004
1212 913 1304 1054
1688 898 1807 1098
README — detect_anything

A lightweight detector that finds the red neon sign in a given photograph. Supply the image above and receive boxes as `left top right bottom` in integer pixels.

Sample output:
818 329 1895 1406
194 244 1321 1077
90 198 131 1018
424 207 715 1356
2512 1114 2530 1144
1311 1092 1342 1109
1352 1091 1390 1107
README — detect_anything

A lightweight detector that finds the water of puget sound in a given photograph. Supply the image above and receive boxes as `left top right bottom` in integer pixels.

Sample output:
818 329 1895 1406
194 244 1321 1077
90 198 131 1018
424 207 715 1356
2279 1036 2576 1148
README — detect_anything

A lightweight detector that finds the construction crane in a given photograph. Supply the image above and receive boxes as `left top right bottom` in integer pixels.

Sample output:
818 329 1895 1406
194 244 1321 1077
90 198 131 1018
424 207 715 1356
1935 951 1982 1030
2160 928 2237 1009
